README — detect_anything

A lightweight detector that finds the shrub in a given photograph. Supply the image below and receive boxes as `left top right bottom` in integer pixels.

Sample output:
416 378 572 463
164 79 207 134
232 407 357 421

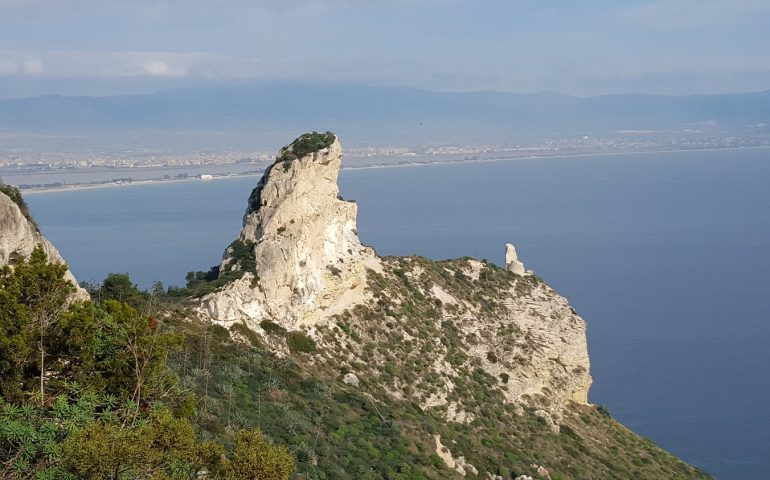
261 320 287 335
211 324 231 341
230 323 263 348
277 131 335 162
247 180 266 212
287 332 316 354
227 240 257 273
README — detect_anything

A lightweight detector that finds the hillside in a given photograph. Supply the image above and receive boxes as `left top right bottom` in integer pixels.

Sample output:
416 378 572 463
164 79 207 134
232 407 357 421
182 132 710 479
0 134 713 479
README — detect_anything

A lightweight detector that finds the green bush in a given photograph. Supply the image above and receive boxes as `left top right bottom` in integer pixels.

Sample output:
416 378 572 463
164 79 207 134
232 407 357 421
261 320 287 335
231 323 263 348
287 332 316 354
277 131 336 163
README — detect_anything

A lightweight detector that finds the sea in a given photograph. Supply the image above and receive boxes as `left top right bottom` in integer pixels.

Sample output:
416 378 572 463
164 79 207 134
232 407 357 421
23 148 770 479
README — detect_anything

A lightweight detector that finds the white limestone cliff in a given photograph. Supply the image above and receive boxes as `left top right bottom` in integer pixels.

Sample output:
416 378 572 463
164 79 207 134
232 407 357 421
0 190 89 300
200 134 380 329
199 132 591 416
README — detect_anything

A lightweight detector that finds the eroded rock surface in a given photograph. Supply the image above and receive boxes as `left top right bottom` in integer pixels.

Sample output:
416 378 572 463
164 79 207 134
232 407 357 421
505 242 526 275
200 132 590 417
200 134 380 329
0 190 88 299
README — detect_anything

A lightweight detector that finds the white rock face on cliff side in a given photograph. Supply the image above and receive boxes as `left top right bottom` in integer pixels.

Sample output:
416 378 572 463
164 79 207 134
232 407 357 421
0 190 89 300
199 133 591 415
200 134 380 329
505 242 526 275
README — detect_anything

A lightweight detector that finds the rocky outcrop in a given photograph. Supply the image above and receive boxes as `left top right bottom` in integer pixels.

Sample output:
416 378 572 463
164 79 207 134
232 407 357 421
200 133 380 329
434 434 479 477
505 243 526 275
200 132 590 417
0 189 88 299
319 255 592 419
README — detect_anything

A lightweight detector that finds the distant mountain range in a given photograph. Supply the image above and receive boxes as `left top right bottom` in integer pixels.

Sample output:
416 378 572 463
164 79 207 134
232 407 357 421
1 83 769 147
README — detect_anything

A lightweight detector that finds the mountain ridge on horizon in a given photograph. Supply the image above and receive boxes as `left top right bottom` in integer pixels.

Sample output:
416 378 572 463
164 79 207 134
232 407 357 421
5 80 770 101
1 82 768 147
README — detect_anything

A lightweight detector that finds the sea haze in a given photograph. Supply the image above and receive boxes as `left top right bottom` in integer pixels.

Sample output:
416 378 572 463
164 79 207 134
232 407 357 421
25 148 770 479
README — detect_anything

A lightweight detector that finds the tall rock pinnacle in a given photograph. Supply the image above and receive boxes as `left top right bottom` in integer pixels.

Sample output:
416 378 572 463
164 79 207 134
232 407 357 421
200 132 380 329
200 132 591 417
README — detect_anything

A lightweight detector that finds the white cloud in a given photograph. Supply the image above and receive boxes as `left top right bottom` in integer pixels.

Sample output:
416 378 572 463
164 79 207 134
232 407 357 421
21 57 44 74
0 56 44 76
0 50 210 78
139 60 187 77
0 60 20 75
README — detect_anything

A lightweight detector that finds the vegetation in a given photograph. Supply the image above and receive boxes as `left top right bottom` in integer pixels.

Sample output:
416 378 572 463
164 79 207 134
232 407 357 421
286 332 316 354
246 131 336 214
0 196 711 479
164 307 712 480
277 131 336 163
0 248 294 479
248 180 267 213
169 240 258 298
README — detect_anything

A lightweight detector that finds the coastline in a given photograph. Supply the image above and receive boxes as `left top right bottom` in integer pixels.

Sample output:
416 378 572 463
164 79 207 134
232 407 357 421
18 145 770 196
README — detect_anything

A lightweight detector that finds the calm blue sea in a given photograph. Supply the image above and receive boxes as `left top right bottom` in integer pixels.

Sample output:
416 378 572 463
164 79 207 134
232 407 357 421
25 148 770 479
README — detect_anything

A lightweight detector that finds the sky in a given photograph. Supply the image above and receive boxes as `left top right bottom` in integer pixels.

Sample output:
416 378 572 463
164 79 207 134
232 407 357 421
1 0 769 98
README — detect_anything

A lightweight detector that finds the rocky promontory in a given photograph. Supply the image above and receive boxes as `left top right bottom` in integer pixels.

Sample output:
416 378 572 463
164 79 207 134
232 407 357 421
200 132 590 419
0 134 712 479
200 132 381 329
190 134 712 479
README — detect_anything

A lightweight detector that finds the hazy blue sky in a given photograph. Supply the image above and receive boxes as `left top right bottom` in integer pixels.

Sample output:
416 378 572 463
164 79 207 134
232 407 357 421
1 0 769 98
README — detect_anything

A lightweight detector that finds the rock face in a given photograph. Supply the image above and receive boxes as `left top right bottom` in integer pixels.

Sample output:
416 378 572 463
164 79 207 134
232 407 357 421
201 132 590 417
200 133 380 329
324 255 592 418
505 242 526 275
0 190 88 299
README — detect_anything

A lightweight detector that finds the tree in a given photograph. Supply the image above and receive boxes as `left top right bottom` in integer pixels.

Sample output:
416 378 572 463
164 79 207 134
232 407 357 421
95 300 183 417
0 245 74 403
1 249 296 479
100 272 148 307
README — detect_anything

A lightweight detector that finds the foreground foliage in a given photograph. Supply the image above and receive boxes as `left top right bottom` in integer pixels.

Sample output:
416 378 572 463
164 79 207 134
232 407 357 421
0 248 294 479
0 246 712 479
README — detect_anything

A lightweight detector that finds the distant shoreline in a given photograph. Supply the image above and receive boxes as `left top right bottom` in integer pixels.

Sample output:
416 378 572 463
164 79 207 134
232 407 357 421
19 145 770 196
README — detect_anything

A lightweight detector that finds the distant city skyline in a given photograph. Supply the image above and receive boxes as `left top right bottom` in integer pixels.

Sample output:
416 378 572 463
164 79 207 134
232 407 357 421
1 0 770 99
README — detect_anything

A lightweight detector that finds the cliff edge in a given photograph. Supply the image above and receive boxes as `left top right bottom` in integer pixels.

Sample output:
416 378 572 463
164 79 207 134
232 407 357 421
200 132 380 328
0 186 88 300
199 132 590 420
